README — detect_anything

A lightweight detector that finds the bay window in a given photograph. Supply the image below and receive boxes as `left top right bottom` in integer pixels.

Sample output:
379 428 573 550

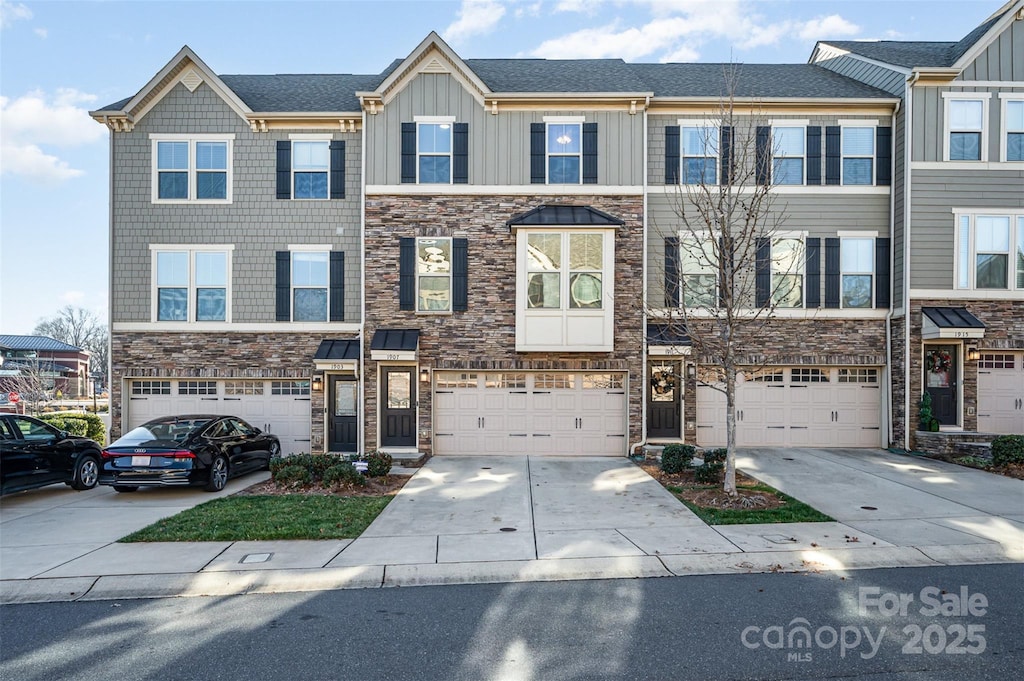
956 213 1024 290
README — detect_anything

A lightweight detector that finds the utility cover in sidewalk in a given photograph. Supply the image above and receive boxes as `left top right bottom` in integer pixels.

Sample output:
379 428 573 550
241 553 273 564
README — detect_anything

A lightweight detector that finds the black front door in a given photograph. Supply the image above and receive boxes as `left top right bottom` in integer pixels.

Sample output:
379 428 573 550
925 345 958 425
381 367 416 447
329 376 358 452
648 362 682 439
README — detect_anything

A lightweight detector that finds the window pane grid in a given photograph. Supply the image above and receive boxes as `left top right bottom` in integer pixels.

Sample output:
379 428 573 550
416 237 452 312
155 139 229 201
682 126 718 184
842 127 874 185
547 123 581 183
178 380 217 395
792 368 829 382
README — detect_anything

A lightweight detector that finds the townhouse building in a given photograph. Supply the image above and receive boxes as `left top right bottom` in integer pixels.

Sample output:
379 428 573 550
92 2 1022 459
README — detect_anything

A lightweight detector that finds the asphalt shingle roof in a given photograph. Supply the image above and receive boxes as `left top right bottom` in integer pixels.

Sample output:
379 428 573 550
466 58 650 93
632 63 893 98
0 335 83 352
220 74 385 112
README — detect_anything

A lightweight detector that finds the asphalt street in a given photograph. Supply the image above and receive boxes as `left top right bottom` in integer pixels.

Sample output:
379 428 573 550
2 563 1021 681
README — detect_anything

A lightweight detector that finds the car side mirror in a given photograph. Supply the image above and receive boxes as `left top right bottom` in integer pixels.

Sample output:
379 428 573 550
252 427 262 435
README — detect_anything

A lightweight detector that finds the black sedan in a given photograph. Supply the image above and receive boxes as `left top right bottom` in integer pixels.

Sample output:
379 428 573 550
100 415 279 493
1 414 102 495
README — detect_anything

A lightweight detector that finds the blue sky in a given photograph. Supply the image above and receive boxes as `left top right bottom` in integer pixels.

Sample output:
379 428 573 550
0 0 1003 334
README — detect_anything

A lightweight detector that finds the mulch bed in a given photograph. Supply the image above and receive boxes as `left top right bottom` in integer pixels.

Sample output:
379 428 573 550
639 462 787 510
235 474 411 498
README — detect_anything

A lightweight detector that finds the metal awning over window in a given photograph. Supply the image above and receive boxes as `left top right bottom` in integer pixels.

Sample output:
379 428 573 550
370 329 420 361
314 339 360 371
921 307 986 340
647 323 691 356
506 205 624 231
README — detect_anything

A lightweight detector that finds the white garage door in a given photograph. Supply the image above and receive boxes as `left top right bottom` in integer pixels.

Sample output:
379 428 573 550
978 352 1024 434
697 367 882 448
433 372 628 456
126 379 312 454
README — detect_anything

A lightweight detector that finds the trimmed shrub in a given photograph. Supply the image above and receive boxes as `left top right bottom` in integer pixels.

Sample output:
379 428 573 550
273 464 311 487
660 444 694 473
992 435 1024 467
323 462 366 487
693 462 724 484
702 448 727 464
38 413 106 445
366 451 393 477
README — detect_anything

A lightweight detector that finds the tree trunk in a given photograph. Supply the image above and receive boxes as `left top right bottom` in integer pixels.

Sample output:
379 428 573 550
724 364 738 496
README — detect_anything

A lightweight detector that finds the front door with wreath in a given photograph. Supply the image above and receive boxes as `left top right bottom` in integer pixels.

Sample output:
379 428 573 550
924 345 958 425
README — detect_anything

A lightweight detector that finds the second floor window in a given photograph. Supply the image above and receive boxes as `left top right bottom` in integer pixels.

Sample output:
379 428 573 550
682 126 718 184
418 123 452 183
957 214 1024 290
416 237 452 311
153 247 230 322
291 251 328 320
842 127 874 185
679 238 717 308
948 99 985 161
152 135 232 202
840 237 874 308
547 123 582 184
772 238 804 308
773 127 805 185
292 141 329 199
1006 100 1023 162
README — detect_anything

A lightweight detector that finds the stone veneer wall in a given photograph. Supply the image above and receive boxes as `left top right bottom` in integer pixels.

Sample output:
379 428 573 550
898 300 1024 450
363 194 644 455
109 332 355 450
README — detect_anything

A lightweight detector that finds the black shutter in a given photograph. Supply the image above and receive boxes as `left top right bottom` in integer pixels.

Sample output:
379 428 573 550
530 122 546 184
664 125 680 184
755 238 771 307
720 126 733 186
275 251 291 321
329 141 346 199
399 237 415 311
329 251 345 321
582 122 598 184
805 238 821 308
453 123 468 184
806 127 822 185
825 126 841 185
453 238 468 311
664 237 680 307
875 238 891 308
401 122 416 183
276 141 291 199
824 238 840 307
756 126 771 185
876 127 891 186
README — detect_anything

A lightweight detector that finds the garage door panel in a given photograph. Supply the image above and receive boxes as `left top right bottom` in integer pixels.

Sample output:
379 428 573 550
978 353 1024 434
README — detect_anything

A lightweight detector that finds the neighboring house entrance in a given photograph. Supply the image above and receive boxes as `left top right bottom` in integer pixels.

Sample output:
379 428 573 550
924 345 958 426
380 366 416 447
433 371 627 455
647 362 681 439
978 351 1024 434
126 379 311 454
328 376 358 452
696 366 882 448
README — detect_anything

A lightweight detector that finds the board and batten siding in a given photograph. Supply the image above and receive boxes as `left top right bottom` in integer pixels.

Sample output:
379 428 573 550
645 193 890 309
911 85 1024 162
111 81 363 323
959 17 1024 82
813 48 906 97
364 73 644 186
893 105 907 307
908 168 1024 289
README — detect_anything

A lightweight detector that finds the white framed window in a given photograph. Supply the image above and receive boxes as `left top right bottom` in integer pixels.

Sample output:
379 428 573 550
771 237 804 308
416 236 452 312
955 212 1024 290
150 134 233 203
772 126 805 185
291 138 330 199
678 237 717 308
943 93 990 162
415 117 454 183
150 245 232 322
841 127 874 185
1001 96 1024 162
840 236 875 308
544 117 583 184
525 232 603 309
680 124 718 184
290 250 329 321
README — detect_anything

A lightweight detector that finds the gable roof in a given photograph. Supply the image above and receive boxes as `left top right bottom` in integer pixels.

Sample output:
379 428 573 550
220 74 384 112
633 63 892 99
467 59 649 93
0 335 84 353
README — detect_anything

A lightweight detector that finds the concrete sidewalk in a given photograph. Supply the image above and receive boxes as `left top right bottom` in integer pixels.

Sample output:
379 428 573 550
1 451 1021 604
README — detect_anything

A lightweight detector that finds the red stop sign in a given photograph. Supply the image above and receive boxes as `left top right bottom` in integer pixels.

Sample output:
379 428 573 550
8 392 20 403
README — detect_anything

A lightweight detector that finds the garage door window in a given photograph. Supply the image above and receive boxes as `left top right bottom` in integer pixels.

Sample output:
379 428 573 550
792 368 829 382
536 374 576 389
486 373 525 388
838 368 878 383
225 381 263 395
132 380 171 395
272 381 310 395
980 354 1015 369
749 370 784 382
179 381 217 395
583 373 624 389
437 373 478 388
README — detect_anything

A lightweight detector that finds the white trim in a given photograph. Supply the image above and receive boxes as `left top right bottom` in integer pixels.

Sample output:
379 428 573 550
773 230 810 239
287 243 334 251
413 115 456 123
999 95 1024 162
648 307 890 319
677 117 721 127
649 185 890 195
366 184 644 195
910 289 1024 300
114 322 362 333
648 345 692 356
149 245 234 324
836 230 879 238
956 81 1024 88
148 133 236 141
150 136 234 204
288 133 333 140
911 161 1024 170
542 115 586 123
769 118 810 126
149 244 236 251
838 119 880 126
941 93 991 162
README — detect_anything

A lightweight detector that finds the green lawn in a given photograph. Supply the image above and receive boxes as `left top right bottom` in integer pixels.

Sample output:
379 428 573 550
667 483 833 525
120 495 392 542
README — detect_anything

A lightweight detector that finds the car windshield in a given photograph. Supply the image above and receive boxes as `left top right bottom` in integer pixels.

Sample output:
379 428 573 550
113 419 212 446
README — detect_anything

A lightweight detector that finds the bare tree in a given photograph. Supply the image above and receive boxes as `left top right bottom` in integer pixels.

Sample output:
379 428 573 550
658 67 802 496
0 356 56 415
33 305 108 382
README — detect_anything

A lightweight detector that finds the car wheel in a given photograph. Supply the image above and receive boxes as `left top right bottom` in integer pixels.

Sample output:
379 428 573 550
71 455 100 490
113 485 139 493
264 442 280 471
204 455 229 492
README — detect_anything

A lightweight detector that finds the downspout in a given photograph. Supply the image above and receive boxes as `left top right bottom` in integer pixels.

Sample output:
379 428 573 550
358 110 367 455
629 96 651 458
903 73 918 451
883 97 901 449
106 120 115 442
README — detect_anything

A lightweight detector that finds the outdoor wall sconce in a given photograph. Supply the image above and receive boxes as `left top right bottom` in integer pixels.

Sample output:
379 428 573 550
967 346 980 362
420 368 431 383
686 364 696 380
311 374 324 392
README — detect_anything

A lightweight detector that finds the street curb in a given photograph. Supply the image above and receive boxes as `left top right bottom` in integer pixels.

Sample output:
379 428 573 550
0 577 97 605
382 555 674 587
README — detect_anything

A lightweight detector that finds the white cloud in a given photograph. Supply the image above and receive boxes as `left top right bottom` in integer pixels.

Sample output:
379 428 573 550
797 14 860 42
444 0 507 42
0 89 105 183
33 26 46 38
515 2 543 19
0 1 31 29
554 0 594 12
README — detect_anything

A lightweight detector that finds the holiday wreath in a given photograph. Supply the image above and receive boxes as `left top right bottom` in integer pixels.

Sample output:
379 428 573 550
926 349 952 373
